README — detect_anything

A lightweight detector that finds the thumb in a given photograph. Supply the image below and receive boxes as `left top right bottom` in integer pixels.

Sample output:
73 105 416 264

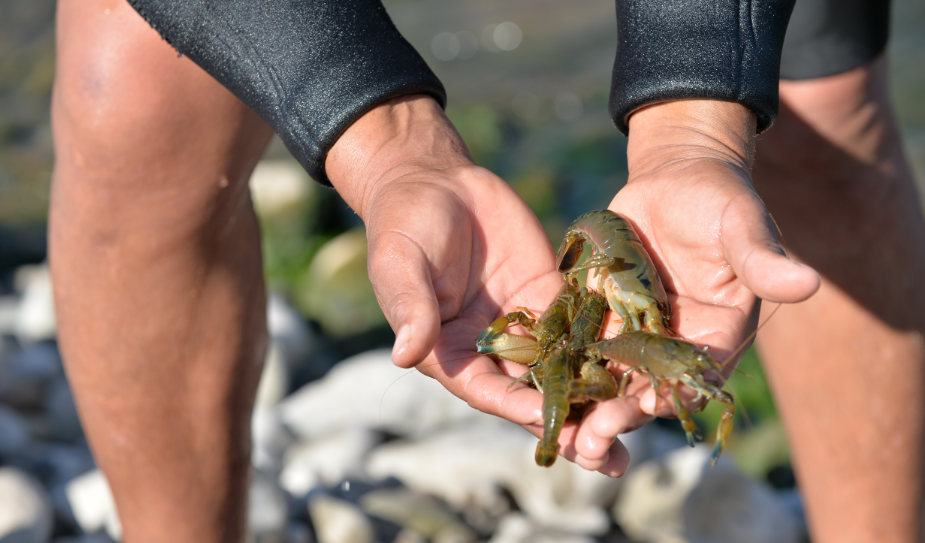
723 205 821 303
368 232 442 369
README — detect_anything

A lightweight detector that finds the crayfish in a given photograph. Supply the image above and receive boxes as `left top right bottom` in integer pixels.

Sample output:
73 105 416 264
475 209 737 467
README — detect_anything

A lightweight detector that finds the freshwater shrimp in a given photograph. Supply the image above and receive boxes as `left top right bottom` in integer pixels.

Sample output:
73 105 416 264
565 288 618 404
556 209 671 335
476 286 618 466
534 341 572 466
475 276 579 391
585 331 736 468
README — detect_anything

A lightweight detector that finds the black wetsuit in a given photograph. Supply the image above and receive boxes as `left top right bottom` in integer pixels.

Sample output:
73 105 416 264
126 0 891 185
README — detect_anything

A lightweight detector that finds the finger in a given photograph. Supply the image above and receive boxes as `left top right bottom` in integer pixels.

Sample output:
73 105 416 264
598 439 631 478
368 232 442 368
586 395 653 437
723 204 820 303
557 416 633 474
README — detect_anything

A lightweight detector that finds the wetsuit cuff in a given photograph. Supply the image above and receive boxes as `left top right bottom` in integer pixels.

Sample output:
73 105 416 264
127 0 446 185
609 0 795 135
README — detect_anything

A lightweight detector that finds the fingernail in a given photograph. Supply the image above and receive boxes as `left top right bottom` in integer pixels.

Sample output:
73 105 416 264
392 325 412 360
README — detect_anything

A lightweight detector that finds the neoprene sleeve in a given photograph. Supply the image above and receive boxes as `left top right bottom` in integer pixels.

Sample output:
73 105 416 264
609 0 796 135
780 0 890 80
126 0 446 185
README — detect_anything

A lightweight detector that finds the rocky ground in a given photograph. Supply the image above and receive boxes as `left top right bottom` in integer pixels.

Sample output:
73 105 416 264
0 257 808 543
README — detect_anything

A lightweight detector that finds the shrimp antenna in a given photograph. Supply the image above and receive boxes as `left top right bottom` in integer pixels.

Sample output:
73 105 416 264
720 301 782 376
720 209 795 376
379 368 418 425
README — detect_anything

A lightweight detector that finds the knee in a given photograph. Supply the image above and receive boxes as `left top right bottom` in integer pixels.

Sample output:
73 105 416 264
53 1 267 181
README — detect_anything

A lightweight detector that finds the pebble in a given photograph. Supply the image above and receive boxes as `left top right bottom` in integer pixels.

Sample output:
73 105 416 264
359 488 475 542
252 406 295 476
366 420 615 535
249 159 314 218
278 350 484 440
255 341 291 408
249 470 289 542
613 445 800 543
14 264 56 345
0 467 53 543
0 260 810 543
489 514 595 543
65 469 117 535
280 428 381 496
267 294 315 366
307 495 374 543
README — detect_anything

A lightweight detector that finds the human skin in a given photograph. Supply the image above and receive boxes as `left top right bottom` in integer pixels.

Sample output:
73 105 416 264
52 1 918 542
325 96 820 475
753 56 925 543
51 1 272 540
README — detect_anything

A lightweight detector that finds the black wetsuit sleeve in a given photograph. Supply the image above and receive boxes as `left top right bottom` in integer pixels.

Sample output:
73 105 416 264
126 0 446 185
609 0 796 135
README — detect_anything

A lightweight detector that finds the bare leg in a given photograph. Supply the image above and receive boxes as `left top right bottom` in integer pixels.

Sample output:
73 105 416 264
51 1 273 541
754 56 925 543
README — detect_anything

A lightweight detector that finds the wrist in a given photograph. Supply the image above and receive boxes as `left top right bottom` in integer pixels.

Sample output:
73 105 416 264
626 100 757 178
325 94 473 219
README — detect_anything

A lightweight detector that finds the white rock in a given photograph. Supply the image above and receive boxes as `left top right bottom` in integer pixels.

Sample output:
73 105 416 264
255 341 290 408
0 405 30 457
280 428 381 496
278 350 485 440
683 468 800 543
307 495 374 543
267 294 332 385
613 445 800 543
267 294 314 365
249 159 314 217
249 470 288 541
251 406 294 476
366 420 616 535
358 488 475 542
103 507 122 542
489 514 595 543
0 295 19 335
14 264 56 344
65 469 118 534
0 467 53 543
392 530 426 543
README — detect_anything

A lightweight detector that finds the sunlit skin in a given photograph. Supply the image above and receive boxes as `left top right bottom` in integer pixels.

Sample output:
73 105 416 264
52 1 922 542
327 96 819 475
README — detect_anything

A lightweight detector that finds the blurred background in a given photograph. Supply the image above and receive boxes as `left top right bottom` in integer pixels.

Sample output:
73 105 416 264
0 0 923 541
